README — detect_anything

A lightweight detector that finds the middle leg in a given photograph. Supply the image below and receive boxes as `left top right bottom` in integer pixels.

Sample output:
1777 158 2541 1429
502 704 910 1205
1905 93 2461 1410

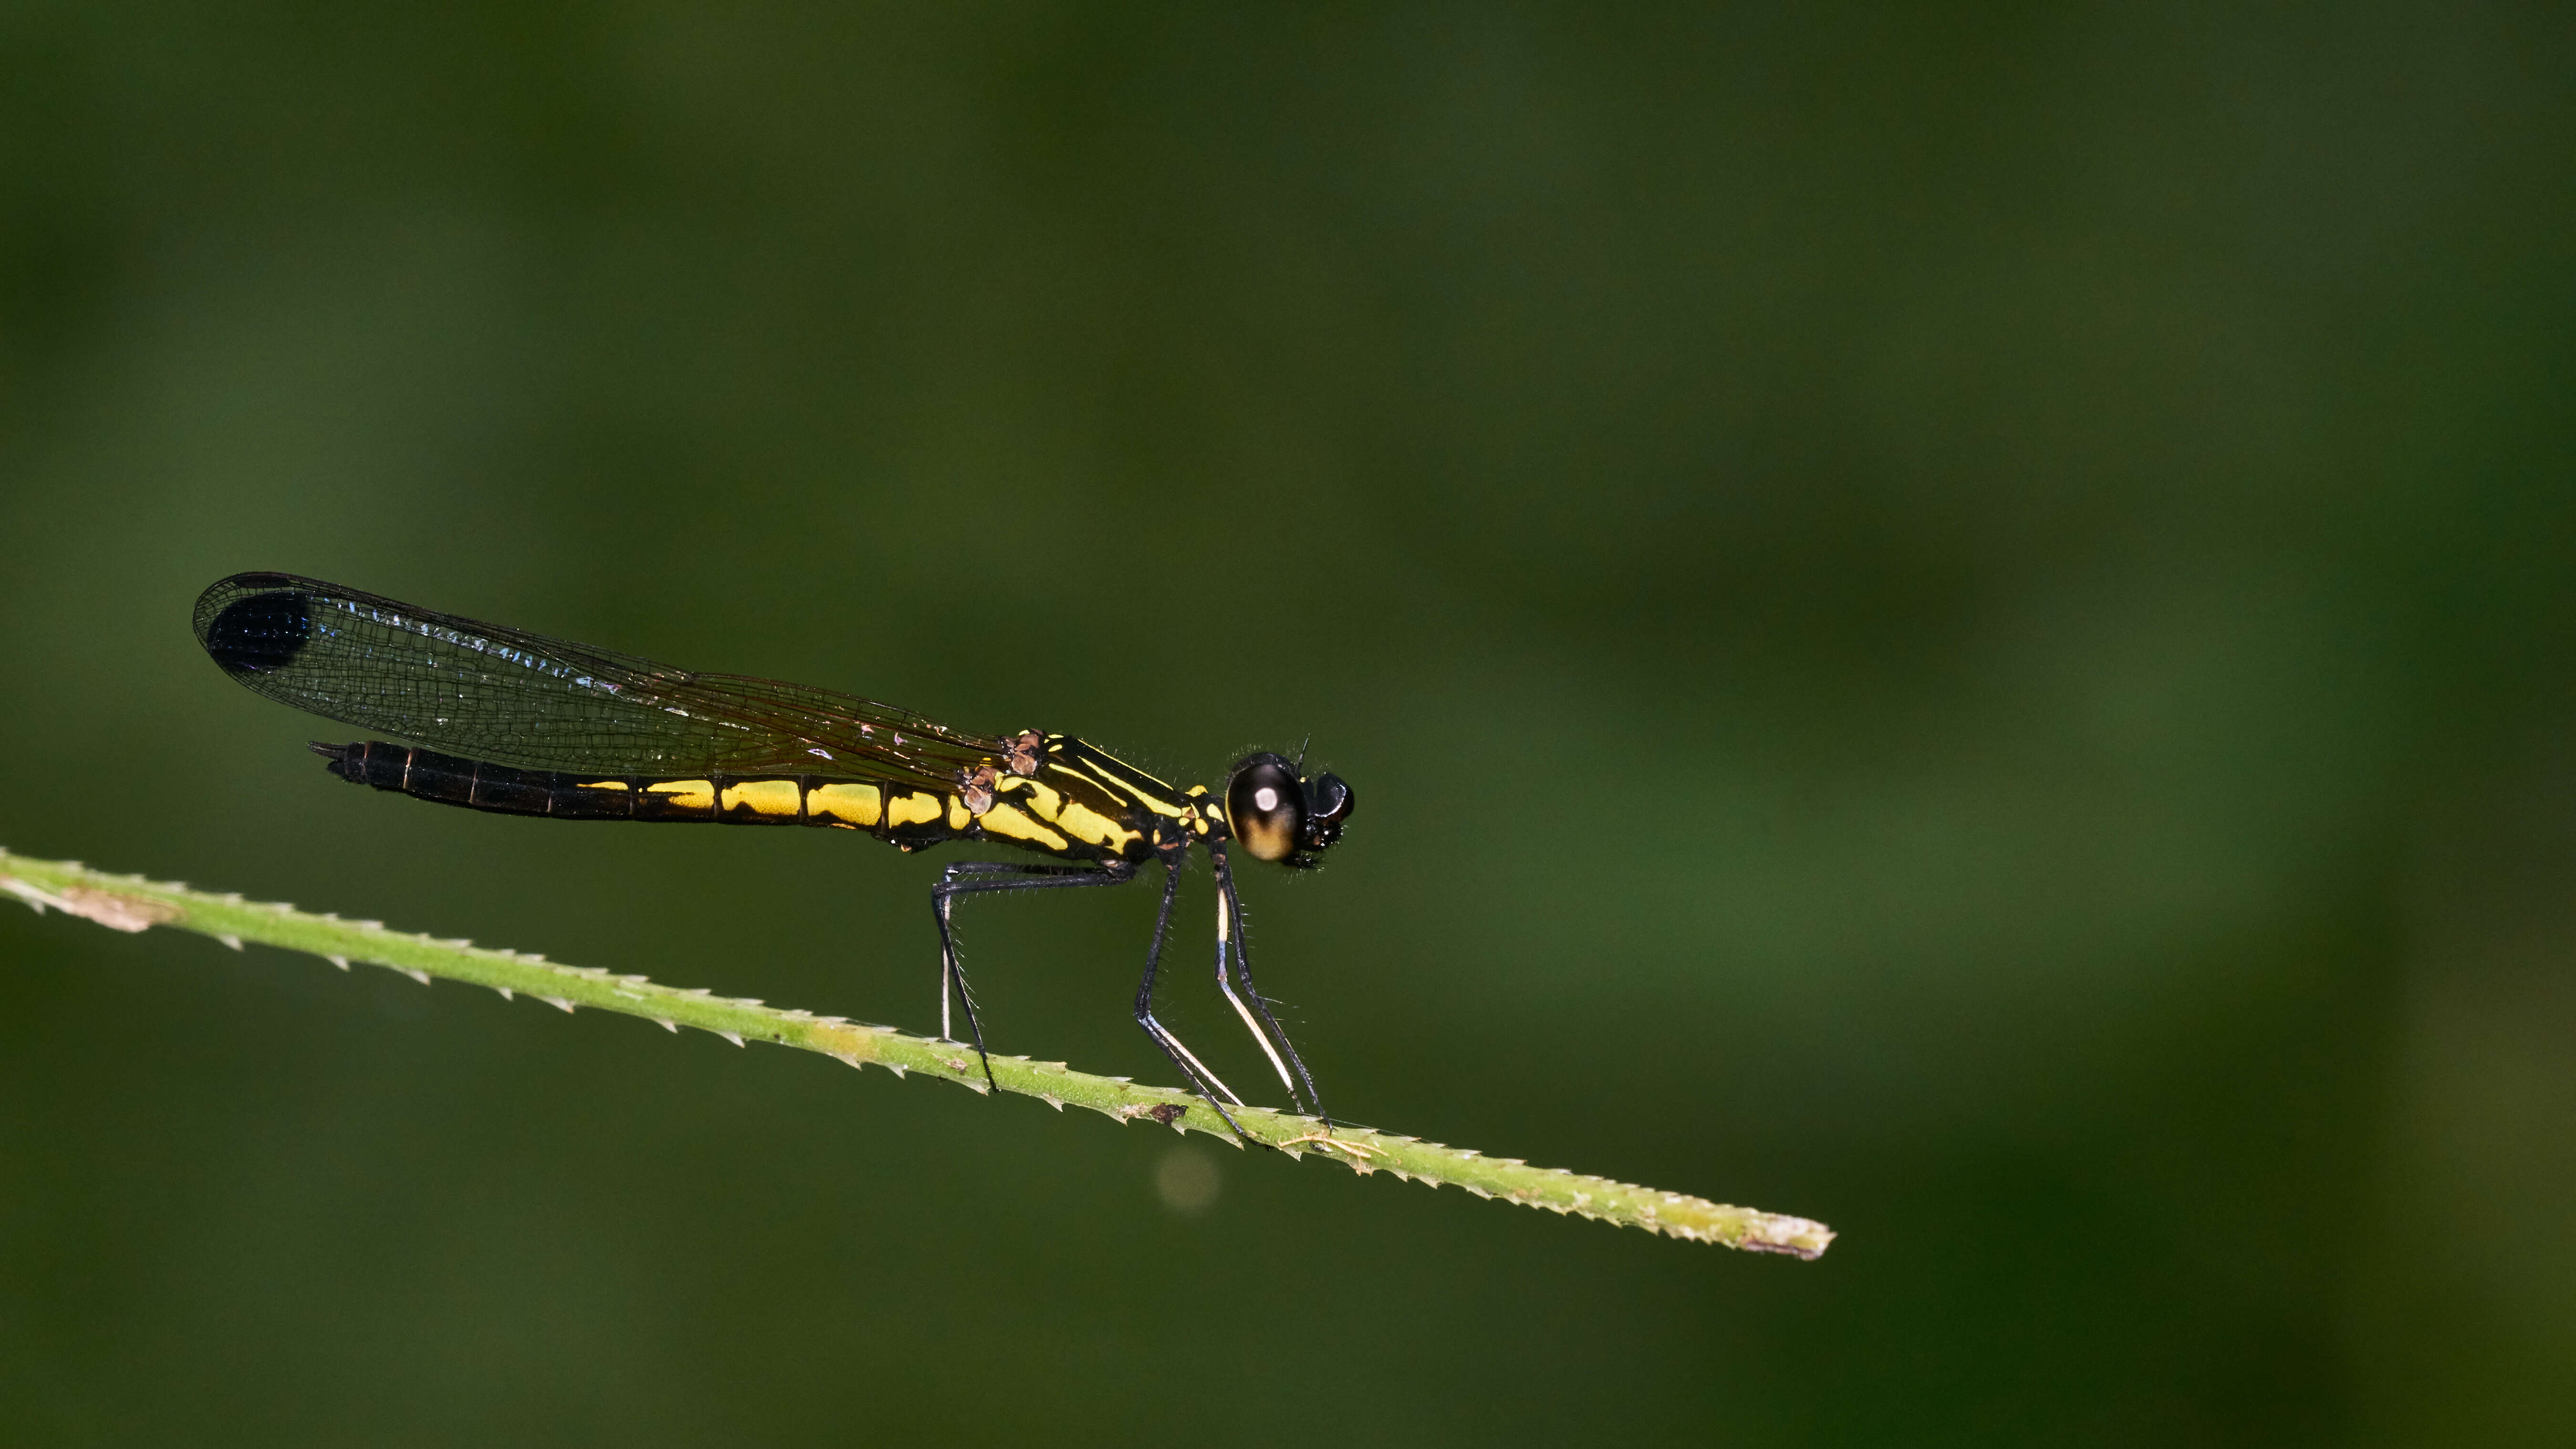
1132 852 1261 1142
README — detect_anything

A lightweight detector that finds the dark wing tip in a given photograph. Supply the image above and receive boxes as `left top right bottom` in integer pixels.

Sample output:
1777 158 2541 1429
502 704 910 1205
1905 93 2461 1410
195 573 317 677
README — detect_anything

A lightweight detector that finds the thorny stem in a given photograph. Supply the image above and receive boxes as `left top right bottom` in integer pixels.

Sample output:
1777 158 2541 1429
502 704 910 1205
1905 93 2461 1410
0 846 1834 1257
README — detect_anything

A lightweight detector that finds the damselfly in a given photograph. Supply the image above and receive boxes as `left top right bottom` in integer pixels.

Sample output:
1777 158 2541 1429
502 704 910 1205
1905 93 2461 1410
192 573 1354 1137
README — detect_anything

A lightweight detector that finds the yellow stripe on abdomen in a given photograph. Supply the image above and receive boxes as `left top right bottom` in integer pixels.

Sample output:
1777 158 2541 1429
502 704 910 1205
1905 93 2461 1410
646 780 715 811
721 779 802 818
805 782 882 828
883 790 945 830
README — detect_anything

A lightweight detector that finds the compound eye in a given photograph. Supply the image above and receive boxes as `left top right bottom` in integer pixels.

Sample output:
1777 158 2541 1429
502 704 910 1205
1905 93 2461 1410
1226 757 1306 863
1301 772 1353 851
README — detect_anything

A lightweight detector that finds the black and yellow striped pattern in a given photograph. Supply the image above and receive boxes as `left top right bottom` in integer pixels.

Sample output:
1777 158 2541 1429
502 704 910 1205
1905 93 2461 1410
315 733 1215 862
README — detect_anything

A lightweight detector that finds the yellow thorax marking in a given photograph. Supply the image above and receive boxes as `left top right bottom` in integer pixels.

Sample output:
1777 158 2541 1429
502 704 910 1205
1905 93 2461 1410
1056 761 1125 805
996 774 1064 822
976 803 1070 852
1076 759 1189 818
1053 798 1143 852
721 779 802 818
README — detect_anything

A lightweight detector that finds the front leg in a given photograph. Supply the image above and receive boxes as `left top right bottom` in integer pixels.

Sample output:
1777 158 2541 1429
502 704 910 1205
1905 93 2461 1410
1212 841 1327 1123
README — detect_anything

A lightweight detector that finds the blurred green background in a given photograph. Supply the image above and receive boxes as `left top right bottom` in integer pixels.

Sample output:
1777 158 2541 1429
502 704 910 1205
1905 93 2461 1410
4 4 2573 1443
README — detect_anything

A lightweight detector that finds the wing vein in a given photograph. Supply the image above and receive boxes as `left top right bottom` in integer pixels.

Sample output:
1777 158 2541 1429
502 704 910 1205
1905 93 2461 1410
193 573 1010 794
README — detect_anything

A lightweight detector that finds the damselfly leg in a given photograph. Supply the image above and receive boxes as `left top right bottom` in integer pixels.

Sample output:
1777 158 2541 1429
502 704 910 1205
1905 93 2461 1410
1210 841 1327 1123
1132 854 1262 1142
932 860 1137 1090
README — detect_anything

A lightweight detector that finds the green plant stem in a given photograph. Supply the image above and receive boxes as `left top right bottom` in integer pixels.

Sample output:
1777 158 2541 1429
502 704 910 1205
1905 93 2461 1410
1 845 1833 1257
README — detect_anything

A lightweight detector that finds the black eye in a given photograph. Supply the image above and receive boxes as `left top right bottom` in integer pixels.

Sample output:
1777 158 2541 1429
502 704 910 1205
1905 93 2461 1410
1226 756 1306 863
1300 772 1353 851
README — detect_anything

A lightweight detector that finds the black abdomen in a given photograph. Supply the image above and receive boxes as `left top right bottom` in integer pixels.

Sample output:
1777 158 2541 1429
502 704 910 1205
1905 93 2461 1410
317 741 677 820
311 740 958 844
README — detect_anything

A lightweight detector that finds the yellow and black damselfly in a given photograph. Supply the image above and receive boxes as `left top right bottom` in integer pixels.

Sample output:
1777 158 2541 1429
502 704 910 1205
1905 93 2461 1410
192 573 1354 1138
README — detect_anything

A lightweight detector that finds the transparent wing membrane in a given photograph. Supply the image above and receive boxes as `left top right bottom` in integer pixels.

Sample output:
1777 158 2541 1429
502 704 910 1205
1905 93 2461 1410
193 572 1012 793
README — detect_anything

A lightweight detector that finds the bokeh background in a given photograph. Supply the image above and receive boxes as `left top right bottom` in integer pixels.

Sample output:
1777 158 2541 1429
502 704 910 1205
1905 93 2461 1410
5 5 2573 1443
